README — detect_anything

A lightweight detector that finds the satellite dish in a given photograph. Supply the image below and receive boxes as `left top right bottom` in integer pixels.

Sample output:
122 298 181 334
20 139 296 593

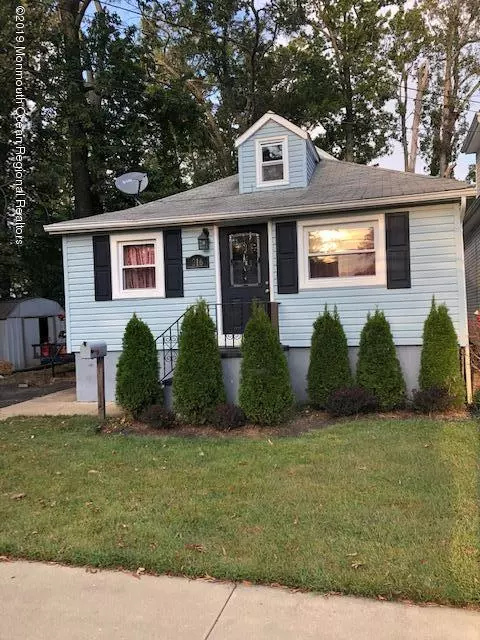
115 172 148 196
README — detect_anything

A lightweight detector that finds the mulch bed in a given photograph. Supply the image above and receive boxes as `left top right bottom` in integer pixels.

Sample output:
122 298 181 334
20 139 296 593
100 406 472 439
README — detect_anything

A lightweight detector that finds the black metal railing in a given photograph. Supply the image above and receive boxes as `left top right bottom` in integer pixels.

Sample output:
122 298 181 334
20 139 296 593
155 311 187 381
155 301 280 381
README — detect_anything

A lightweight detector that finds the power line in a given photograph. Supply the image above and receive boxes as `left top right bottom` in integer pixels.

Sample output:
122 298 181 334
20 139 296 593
95 0 480 115
396 82 480 109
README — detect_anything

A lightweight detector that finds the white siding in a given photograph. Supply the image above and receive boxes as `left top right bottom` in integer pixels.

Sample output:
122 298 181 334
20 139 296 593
239 122 308 193
64 227 216 352
272 204 468 347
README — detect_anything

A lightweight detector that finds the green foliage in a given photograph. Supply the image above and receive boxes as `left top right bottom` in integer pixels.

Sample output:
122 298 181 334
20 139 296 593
172 300 225 423
356 310 406 410
307 306 353 408
239 304 294 425
419 299 465 406
116 314 161 418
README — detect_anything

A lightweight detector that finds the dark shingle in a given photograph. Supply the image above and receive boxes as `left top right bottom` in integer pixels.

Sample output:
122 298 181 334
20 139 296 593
46 159 472 232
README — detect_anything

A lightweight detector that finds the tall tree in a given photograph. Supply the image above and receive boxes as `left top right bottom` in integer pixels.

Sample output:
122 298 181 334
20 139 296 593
421 0 480 177
387 5 429 172
304 0 395 163
142 0 295 177
58 0 102 217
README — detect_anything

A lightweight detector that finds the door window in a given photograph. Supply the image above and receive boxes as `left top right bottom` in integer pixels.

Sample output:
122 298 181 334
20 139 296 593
229 232 261 286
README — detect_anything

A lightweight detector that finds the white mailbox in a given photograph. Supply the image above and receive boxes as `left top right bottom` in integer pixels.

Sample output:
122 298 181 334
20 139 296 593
79 341 107 359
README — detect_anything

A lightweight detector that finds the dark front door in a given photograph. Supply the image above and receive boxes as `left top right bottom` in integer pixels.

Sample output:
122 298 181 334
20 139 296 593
219 224 270 334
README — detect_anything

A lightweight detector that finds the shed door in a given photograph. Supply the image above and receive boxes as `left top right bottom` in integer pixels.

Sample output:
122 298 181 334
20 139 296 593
23 318 40 367
219 224 270 334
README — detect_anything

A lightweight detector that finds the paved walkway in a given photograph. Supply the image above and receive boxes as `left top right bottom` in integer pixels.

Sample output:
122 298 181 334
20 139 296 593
0 561 478 639
0 388 121 419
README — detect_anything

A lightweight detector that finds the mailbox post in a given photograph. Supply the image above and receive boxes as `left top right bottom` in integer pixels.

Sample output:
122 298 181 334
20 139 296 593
80 341 108 420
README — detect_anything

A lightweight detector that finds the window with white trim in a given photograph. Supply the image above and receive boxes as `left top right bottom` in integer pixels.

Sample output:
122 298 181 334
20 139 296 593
298 215 386 288
110 232 165 299
256 137 289 186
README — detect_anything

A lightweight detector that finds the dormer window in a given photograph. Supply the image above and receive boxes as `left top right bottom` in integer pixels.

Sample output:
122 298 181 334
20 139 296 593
256 136 289 187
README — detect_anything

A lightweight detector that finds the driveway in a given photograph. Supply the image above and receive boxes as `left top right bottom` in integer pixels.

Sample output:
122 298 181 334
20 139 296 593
0 561 479 640
0 379 75 409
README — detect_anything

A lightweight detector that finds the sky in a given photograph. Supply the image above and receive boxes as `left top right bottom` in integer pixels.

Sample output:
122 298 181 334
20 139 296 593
372 99 479 180
92 0 479 181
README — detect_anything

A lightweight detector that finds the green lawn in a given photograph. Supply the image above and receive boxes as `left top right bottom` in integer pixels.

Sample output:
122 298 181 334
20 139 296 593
0 416 478 605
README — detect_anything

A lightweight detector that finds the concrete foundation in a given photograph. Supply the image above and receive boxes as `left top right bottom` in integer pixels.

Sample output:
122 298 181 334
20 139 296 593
76 345 422 407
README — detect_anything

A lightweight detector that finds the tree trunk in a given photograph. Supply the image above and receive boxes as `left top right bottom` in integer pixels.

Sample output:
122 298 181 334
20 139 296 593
399 72 408 171
58 0 101 217
343 65 354 162
407 62 429 173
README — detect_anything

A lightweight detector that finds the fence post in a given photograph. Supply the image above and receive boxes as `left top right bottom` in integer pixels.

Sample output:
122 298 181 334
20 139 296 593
270 302 280 338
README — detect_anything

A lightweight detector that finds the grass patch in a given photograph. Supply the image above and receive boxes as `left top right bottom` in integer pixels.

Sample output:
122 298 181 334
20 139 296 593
0 416 478 605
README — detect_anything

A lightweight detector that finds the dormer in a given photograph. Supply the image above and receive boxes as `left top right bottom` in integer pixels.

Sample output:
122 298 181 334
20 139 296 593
235 112 320 194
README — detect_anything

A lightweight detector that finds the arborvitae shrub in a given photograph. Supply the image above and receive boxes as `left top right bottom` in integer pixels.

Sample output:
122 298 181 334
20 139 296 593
172 299 225 423
419 299 465 407
307 306 353 408
356 310 406 410
116 314 161 418
239 304 294 425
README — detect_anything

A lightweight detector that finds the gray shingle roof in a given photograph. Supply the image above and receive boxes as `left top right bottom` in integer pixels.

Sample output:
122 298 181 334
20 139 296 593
0 298 38 320
45 159 473 234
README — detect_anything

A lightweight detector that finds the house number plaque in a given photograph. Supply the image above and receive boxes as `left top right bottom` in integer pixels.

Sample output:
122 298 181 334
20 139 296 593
186 254 209 269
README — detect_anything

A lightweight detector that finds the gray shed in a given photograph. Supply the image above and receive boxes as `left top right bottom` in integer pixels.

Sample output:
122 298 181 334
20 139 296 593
0 298 65 370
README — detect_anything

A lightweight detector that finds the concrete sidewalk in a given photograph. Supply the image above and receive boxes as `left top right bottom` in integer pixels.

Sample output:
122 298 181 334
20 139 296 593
0 561 478 640
0 388 121 420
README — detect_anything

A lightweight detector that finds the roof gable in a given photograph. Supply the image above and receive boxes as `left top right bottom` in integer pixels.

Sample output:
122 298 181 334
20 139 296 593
235 112 311 148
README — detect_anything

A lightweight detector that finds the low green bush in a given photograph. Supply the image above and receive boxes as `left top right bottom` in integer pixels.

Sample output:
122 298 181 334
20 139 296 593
239 304 294 425
356 310 406 410
172 300 225 423
419 299 465 407
116 314 161 418
307 306 352 408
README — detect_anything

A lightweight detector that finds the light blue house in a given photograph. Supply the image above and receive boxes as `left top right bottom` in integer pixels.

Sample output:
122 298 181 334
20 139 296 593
45 112 475 404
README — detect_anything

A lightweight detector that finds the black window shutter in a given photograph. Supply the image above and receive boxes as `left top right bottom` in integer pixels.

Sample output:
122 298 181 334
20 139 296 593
92 235 112 301
164 229 184 297
276 221 298 294
386 212 411 289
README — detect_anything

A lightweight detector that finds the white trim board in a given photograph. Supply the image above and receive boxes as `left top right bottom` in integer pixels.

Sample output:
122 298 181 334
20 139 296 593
297 214 387 290
44 189 475 235
110 231 165 299
235 111 309 147
255 136 289 188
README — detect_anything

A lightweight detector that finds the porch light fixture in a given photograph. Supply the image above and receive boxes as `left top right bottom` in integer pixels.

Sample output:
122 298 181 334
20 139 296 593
198 228 210 251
